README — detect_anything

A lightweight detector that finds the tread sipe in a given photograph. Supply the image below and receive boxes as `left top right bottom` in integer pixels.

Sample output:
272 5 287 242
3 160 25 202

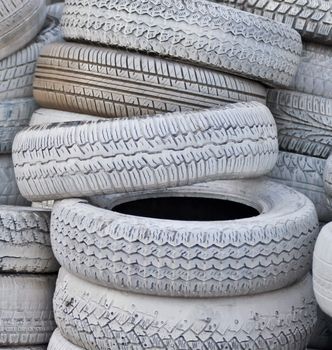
33 42 267 118
12 103 278 201
61 0 302 87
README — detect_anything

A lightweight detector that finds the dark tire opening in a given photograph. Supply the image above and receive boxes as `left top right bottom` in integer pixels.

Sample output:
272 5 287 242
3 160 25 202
113 197 259 221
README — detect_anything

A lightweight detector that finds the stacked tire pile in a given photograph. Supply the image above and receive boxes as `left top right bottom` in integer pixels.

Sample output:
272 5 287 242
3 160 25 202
0 0 63 348
9 0 326 349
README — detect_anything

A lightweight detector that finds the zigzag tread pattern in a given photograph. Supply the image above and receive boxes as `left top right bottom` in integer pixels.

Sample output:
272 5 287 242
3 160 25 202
54 269 316 350
267 90 332 158
12 102 278 201
61 0 302 87
33 42 267 118
213 0 332 43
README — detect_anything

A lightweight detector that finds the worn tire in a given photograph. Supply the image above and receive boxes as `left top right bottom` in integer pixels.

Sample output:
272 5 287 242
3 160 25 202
213 0 332 44
268 90 332 158
269 151 332 222
13 102 278 201
0 0 47 60
0 16 61 101
291 43 332 99
0 206 58 273
47 3 64 19
52 179 318 297
54 268 316 350
0 155 28 206
323 154 332 196
0 98 37 154
313 223 332 318
34 42 267 118
48 329 81 350
0 274 56 346
61 0 302 87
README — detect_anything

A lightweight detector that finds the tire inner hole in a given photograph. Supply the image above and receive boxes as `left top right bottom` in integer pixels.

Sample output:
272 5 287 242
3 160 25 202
113 197 259 221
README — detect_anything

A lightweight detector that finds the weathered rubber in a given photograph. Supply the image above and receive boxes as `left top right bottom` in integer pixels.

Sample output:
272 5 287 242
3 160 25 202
0 16 61 101
13 102 278 201
54 268 316 350
0 205 58 273
323 154 332 197
0 0 47 60
51 179 318 297
291 42 332 99
0 98 37 154
61 0 302 87
48 330 81 350
47 3 64 19
0 274 56 346
34 42 267 118
267 90 332 158
0 155 28 206
269 151 332 222
313 223 332 318
212 0 332 44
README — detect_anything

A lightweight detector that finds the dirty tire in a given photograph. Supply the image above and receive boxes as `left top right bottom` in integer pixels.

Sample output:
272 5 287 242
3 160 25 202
0 155 28 206
0 16 61 101
54 268 316 350
0 0 47 60
323 155 332 197
52 179 318 297
61 0 302 87
29 109 102 126
47 3 64 19
0 274 56 346
267 90 332 158
34 42 267 118
314 223 332 318
12 102 278 201
291 43 332 99
308 307 332 350
48 329 81 350
0 206 58 273
0 98 37 153
213 0 332 44
269 151 332 222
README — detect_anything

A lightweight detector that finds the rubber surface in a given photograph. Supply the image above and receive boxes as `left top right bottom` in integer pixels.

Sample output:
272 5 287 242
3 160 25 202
13 102 278 201
47 3 64 19
269 151 332 222
48 330 80 350
323 154 332 197
313 223 332 318
0 98 37 154
0 274 56 346
291 42 332 99
0 0 47 60
268 89 332 158
213 0 332 44
0 205 58 273
54 268 316 350
0 16 61 101
52 179 318 297
34 42 267 118
61 0 302 87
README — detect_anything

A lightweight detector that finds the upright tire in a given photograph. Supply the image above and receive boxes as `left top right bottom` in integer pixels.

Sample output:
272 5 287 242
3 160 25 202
12 102 278 201
34 42 267 118
54 268 317 350
61 0 302 87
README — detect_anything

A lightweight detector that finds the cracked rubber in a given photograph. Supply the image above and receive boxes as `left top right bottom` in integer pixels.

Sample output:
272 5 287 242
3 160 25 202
33 42 267 118
269 151 332 222
0 274 56 346
0 98 37 154
61 0 302 87
0 0 47 60
212 0 332 44
267 90 332 158
54 268 316 350
0 205 58 273
0 155 28 206
291 42 332 99
12 102 278 201
313 223 332 318
52 179 318 297
0 16 61 101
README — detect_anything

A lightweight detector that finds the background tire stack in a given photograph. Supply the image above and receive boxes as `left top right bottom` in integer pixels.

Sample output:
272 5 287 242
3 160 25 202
0 0 63 348
9 0 326 349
